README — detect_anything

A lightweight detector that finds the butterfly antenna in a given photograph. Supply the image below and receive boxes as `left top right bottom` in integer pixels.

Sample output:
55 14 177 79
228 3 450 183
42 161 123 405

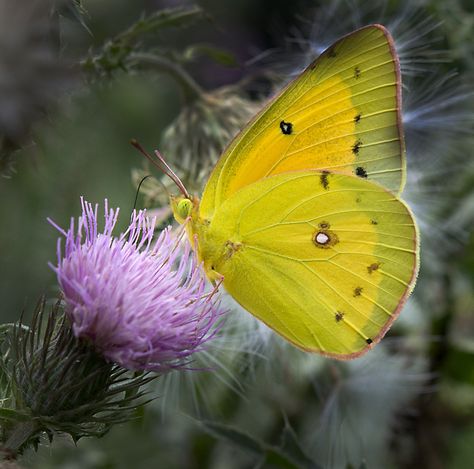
153 149 190 199
132 174 152 212
130 139 190 199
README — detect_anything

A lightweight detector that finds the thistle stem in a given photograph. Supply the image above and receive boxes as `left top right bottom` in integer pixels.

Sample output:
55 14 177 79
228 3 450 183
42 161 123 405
3 421 38 457
129 52 203 102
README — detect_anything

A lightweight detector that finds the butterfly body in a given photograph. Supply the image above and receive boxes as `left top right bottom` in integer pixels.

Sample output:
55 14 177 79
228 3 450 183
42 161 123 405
169 24 419 358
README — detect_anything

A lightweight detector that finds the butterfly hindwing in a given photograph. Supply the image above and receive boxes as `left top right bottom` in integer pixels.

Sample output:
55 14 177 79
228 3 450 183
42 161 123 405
200 24 404 220
201 171 418 357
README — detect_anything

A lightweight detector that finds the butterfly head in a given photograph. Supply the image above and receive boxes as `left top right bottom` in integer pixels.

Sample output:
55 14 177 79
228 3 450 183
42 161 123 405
170 194 199 224
130 140 196 223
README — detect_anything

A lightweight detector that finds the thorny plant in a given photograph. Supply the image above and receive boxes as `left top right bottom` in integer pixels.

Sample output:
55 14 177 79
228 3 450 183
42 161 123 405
0 297 154 458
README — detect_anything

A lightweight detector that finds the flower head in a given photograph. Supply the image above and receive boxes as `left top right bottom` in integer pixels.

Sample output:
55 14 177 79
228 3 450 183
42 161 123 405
49 198 221 372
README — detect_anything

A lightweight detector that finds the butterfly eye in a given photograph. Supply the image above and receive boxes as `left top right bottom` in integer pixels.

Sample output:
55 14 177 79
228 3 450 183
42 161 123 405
177 198 193 219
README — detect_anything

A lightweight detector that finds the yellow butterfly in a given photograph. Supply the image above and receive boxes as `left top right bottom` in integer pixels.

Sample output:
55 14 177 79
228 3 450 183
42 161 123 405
140 24 419 359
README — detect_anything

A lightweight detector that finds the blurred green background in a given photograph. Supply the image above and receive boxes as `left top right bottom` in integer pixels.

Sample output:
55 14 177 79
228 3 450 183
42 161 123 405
0 0 473 468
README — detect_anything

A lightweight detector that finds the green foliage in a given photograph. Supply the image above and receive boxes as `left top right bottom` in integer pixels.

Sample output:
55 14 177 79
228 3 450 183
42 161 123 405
82 6 211 78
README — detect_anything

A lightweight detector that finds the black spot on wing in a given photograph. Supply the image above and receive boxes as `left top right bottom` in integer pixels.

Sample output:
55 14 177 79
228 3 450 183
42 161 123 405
335 311 344 322
353 287 363 297
320 171 330 190
354 114 361 123
356 166 368 178
352 140 362 155
367 262 380 274
279 120 293 135
366 338 373 344
354 66 361 79
327 48 337 58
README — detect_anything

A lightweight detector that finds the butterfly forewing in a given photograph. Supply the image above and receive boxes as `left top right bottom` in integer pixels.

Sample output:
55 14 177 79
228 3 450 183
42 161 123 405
203 172 418 358
200 24 404 221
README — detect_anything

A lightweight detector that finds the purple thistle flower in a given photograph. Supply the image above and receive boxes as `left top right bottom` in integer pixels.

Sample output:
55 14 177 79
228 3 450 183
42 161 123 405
48 198 221 372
